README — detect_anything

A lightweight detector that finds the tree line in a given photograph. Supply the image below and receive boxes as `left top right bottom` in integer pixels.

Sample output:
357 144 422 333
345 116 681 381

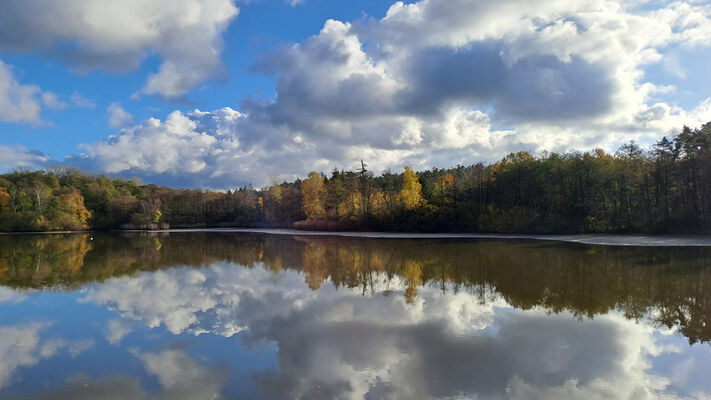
1 122 711 233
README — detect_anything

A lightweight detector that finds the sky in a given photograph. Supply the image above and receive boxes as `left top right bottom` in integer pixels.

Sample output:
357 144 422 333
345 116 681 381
0 0 710 189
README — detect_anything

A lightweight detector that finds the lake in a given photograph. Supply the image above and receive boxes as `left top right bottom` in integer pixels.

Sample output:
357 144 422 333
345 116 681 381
1 231 710 399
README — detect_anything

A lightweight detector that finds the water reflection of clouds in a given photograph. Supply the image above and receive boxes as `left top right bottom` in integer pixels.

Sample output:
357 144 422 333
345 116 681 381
0 322 94 389
0 287 27 304
83 262 501 339
651 337 711 398
249 306 667 400
20 348 227 400
105 319 135 345
78 261 711 400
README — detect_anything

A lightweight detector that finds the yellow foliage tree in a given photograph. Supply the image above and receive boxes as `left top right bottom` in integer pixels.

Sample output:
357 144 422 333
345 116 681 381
57 189 92 230
369 190 387 217
301 171 327 220
269 184 282 203
338 192 360 221
399 166 425 211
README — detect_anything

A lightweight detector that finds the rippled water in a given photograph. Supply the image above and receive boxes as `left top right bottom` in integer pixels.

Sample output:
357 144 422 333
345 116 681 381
1 232 710 399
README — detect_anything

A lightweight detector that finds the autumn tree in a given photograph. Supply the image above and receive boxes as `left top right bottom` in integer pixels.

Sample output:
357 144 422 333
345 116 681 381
399 166 425 211
301 171 327 220
0 187 10 209
54 188 92 230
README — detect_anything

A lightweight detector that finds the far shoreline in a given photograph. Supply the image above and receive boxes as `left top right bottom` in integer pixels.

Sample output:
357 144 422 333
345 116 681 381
3 227 711 247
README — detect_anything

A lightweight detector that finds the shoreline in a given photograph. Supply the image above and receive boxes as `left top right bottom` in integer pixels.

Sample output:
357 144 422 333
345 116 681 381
3 227 711 247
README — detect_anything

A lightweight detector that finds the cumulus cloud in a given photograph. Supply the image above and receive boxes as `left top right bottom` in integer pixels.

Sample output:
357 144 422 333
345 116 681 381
60 0 711 187
246 0 711 150
0 145 50 171
77 109 244 185
0 61 43 124
0 61 96 126
0 0 239 98
106 103 134 128
72 105 505 188
41 92 68 110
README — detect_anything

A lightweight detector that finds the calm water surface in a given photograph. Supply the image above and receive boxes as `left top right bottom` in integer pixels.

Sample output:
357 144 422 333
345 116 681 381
1 232 710 399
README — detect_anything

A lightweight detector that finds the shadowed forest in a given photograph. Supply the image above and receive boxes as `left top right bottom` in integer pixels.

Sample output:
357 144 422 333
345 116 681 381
2 232 711 344
2 123 711 233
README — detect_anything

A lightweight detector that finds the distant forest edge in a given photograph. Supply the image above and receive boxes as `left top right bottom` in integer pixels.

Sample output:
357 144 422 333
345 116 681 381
2 122 711 234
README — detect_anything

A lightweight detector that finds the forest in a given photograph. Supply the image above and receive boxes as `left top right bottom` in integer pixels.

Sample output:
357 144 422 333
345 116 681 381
1 122 710 233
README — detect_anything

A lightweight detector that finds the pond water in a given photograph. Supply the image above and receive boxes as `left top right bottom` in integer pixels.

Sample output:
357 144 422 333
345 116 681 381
1 232 710 399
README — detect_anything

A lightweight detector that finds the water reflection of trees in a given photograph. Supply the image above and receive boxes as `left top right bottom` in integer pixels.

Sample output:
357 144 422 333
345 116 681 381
1 233 711 343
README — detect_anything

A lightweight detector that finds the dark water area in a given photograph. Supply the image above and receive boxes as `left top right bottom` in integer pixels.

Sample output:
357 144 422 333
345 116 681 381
1 232 710 399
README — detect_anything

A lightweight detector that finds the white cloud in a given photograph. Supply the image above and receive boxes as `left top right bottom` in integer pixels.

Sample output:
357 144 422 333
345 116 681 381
0 145 50 171
60 0 711 186
74 107 295 187
0 0 239 99
0 61 95 126
41 92 67 110
652 1 711 47
106 103 135 128
81 111 222 176
0 61 43 124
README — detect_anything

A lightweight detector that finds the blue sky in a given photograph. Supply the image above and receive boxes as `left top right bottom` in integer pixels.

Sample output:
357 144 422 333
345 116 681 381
0 0 394 156
1 0 710 188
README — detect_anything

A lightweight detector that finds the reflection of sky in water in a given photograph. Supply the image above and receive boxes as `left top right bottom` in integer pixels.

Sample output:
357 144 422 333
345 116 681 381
1 261 710 400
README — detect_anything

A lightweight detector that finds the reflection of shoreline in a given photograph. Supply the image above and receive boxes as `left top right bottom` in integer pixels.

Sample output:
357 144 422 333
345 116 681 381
4 228 711 246
2 234 711 399
2 232 711 344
